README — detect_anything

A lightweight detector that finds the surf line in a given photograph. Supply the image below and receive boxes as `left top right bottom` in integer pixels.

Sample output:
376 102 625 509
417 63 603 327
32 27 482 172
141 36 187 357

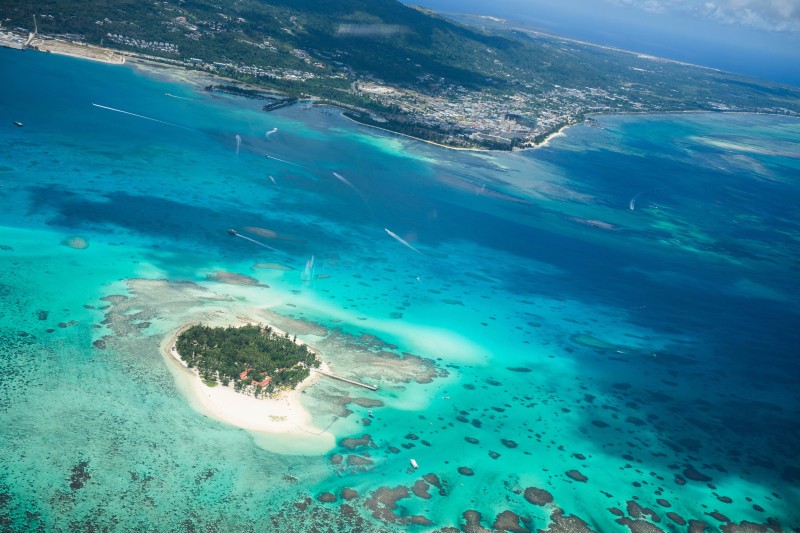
165 93 197 101
91 103 194 131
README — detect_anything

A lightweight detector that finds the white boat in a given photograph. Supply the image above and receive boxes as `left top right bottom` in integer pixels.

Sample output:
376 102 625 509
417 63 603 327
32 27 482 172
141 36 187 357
410 459 418 469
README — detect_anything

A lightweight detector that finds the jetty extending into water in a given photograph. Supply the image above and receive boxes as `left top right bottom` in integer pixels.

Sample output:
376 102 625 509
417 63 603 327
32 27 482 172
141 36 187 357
312 368 378 391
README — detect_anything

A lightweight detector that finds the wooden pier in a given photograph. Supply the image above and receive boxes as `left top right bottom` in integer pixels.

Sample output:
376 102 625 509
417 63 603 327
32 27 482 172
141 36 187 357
312 368 378 391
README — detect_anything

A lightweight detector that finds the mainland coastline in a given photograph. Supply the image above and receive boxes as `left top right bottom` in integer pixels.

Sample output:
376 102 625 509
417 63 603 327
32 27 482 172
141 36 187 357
28 37 127 64
0 31 575 151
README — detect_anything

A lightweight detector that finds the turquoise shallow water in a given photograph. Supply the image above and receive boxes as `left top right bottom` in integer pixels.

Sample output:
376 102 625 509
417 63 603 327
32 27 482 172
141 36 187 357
1 48 799 531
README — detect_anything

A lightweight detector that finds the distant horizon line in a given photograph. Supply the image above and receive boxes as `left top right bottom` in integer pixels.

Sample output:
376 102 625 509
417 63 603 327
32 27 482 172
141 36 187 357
411 4 800 90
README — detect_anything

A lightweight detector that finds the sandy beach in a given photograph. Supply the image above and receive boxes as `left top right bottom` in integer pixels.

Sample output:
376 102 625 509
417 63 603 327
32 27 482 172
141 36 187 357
29 38 126 64
160 321 336 454
528 125 570 149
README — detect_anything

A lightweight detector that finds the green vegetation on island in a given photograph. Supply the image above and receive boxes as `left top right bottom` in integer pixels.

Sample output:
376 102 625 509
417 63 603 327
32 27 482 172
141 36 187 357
175 324 320 397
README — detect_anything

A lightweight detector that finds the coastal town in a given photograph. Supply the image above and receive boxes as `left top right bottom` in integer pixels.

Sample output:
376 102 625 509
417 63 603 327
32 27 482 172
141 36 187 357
0 26 584 148
2 3 799 150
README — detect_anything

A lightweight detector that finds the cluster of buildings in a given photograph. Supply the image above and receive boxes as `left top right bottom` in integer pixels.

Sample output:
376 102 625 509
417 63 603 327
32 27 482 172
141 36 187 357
0 28 26 49
208 60 320 82
105 33 179 54
1 6 657 148
239 368 272 388
352 77 639 146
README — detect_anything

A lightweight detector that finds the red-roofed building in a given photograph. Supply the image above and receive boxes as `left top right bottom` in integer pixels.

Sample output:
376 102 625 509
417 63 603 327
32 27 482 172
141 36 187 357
239 368 253 380
253 376 272 388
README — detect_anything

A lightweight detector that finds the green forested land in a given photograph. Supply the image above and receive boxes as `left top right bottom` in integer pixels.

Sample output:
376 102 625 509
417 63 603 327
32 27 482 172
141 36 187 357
175 324 320 394
0 0 509 88
2 0 799 115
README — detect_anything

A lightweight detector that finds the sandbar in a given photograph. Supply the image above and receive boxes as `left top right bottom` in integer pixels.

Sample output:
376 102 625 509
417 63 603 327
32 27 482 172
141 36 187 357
160 321 335 454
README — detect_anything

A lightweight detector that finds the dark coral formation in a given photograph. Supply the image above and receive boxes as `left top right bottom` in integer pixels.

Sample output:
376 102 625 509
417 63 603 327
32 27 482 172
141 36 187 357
341 488 359 501
68 461 90 490
493 510 530 533
625 501 660 523
523 487 553 506
683 465 712 482
344 455 374 469
688 519 709 532
666 512 686 526
565 470 588 482
615 517 666 533
461 510 492 533
721 521 772 532
316 492 336 503
423 473 446 496
411 479 431 500
539 509 596 533
205 270 268 287
339 434 376 450
364 486 410 523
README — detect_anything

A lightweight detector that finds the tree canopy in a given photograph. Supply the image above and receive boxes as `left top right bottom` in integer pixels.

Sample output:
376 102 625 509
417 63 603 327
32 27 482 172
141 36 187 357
175 324 320 396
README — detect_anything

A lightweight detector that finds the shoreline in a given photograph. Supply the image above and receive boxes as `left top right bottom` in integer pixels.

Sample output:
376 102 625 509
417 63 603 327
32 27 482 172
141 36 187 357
524 122 573 150
5 34 797 154
28 37 127 64
160 319 336 454
1 30 569 152
338 111 493 152
338 108 580 152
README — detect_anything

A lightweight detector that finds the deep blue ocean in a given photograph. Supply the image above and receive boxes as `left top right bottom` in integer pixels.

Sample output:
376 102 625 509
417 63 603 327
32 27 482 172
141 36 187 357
1 47 799 531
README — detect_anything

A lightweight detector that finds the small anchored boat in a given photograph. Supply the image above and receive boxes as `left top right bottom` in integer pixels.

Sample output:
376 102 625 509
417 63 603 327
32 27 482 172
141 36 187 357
13 121 23 127
410 459 418 469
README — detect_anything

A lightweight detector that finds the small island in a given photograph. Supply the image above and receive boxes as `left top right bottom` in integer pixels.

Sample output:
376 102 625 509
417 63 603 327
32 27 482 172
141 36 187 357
174 323 321 398
161 318 335 452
